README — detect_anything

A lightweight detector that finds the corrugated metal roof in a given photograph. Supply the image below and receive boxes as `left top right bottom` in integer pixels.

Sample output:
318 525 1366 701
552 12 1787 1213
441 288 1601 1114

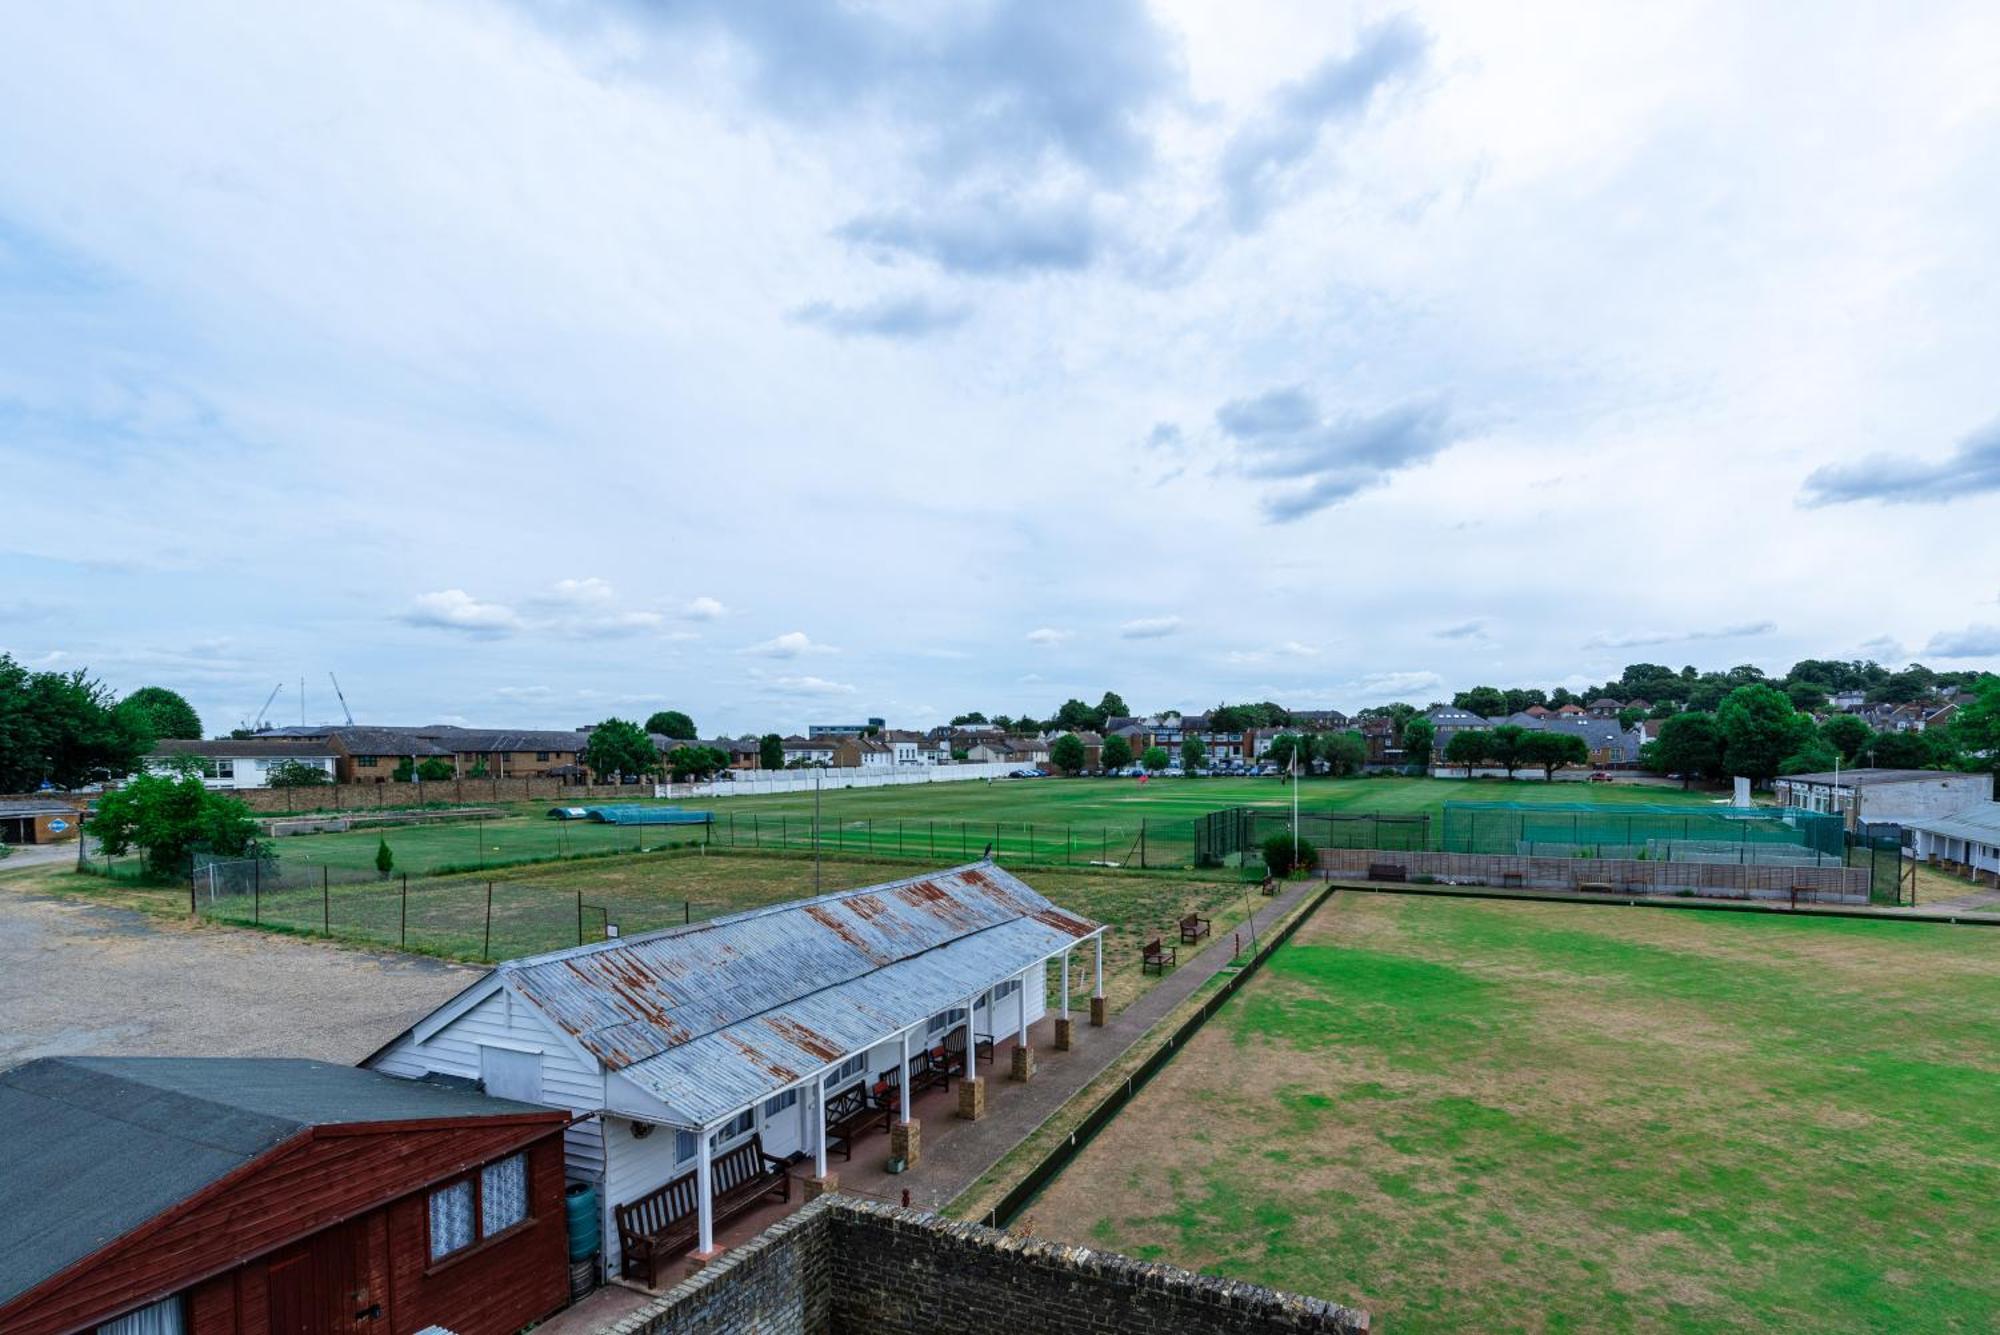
497 861 1101 1126
1902 801 2000 844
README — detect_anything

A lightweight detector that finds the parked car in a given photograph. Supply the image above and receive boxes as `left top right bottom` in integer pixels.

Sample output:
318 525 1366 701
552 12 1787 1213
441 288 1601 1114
1588 771 1613 782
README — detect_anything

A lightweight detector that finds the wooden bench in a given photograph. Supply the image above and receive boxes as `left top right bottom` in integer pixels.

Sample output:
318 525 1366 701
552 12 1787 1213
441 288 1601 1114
1576 880 1615 893
615 1133 790 1286
1500 871 1525 888
1179 912 1212 944
877 1049 950 1106
1142 937 1177 974
1259 875 1278 896
943 1027 994 1075
824 1082 890 1160
1367 862 1407 883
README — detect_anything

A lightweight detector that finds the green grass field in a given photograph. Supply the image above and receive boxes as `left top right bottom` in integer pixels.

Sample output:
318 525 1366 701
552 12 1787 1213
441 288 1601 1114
1027 893 2000 1332
260 776 1720 877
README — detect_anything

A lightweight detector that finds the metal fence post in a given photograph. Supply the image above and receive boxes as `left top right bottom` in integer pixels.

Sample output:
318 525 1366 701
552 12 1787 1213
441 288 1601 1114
254 867 260 925
1141 819 1148 869
483 882 493 961
577 889 584 946
189 865 197 917
322 866 330 936
401 873 407 947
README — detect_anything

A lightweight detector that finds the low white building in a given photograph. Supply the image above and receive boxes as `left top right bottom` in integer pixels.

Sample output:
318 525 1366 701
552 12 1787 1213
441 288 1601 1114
1774 769 1993 830
365 863 1105 1273
1903 802 2000 885
145 738 338 789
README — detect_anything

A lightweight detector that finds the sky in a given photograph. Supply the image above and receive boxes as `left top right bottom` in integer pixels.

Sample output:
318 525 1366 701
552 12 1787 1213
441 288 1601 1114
2 1 1998 737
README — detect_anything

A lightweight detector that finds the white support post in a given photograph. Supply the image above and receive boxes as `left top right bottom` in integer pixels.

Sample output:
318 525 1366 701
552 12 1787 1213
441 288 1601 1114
696 1128 715 1254
813 1072 828 1179
1094 933 1104 998
1060 947 1071 1018
963 996 976 1070
1016 968 1030 1046
899 1029 912 1121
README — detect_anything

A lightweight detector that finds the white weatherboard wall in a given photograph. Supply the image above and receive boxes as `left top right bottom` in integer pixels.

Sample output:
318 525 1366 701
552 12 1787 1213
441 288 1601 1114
657 762 1018 799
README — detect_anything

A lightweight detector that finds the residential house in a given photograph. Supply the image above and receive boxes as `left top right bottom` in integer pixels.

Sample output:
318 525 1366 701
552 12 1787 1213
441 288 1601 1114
833 735 894 768
1831 689 1867 711
1420 706 1490 763
807 719 885 738
0 1057 571 1335
1774 768 1994 831
1358 715 1405 766
145 739 338 790
780 736 838 767
1287 709 1351 731
1554 703 1585 717
882 729 946 765
366 864 1106 1270
1586 698 1624 719
259 725 588 782
965 735 1048 767
1150 714 1250 764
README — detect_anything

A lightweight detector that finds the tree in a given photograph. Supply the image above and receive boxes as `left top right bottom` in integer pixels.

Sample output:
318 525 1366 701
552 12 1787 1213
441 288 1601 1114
1521 731 1590 780
1785 680 1830 713
1141 745 1169 773
1263 733 1303 774
1262 832 1318 878
1050 733 1087 775
1101 734 1133 771
1453 686 1509 718
665 744 729 782
85 767 258 880
391 758 416 783
1180 736 1207 772
1487 724 1530 778
950 712 988 726
124 686 202 741
1400 717 1437 769
644 710 697 740
1716 684 1813 785
0 656 153 791
1443 729 1489 776
1315 731 1367 776
1096 691 1130 722
759 733 785 770
1054 699 1098 732
375 838 394 878
583 718 659 781
266 760 332 788
1616 706 1646 730
1654 712 1724 787
1820 713 1874 764
417 757 453 782
1868 731 1943 769
1949 675 2000 777
1780 736 1839 776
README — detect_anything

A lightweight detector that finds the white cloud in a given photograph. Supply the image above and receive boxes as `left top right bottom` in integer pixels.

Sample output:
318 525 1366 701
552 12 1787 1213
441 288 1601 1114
543 577 615 606
1582 622 1776 651
1119 616 1183 640
493 685 556 702
1923 624 2000 658
769 674 857 696
1345 671 1444 703
743 631 838 659
402 589 522 636
1026 627 1072 646
684 596 726 621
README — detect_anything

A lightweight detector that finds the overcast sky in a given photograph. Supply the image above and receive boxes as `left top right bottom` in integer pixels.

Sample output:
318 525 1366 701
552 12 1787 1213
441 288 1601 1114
3 1 1998 736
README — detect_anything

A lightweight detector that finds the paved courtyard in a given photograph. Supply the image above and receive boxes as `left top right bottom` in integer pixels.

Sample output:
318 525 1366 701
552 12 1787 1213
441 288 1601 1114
0 879 479 1065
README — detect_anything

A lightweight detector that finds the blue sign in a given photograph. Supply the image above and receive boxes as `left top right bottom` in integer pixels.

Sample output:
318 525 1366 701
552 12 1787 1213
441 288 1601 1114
47 818 69 834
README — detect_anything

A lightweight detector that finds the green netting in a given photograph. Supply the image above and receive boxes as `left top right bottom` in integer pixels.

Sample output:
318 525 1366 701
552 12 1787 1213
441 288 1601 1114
1439 802 1845 866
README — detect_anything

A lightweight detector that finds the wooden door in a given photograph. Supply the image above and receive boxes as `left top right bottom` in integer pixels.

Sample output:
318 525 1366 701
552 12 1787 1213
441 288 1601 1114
264 1217 382 1334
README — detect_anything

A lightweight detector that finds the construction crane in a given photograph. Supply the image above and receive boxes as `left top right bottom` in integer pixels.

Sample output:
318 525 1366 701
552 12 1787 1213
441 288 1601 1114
328 672 356 726
249 682 283 732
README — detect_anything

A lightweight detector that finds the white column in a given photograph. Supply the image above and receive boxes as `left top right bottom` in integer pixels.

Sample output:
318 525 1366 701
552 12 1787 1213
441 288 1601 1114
1094 933 1104 998
963 995 976 1072
696 1128 715 1254
1060 947 1071 1018
899 1029 912 1121
1016 969 1030 1045
813 1072 828 1178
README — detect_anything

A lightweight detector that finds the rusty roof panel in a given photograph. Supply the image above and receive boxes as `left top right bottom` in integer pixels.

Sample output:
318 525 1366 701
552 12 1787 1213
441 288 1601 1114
495 861 1104 1121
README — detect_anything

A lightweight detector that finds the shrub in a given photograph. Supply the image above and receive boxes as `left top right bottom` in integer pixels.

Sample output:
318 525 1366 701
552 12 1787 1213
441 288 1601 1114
1262 832 1319 878
375 838 394 878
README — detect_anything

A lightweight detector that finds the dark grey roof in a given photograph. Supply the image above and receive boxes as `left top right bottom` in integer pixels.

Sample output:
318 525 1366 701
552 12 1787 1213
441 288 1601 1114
0 1057 556 1306
0 800 82 818
1781 768 1970 787
151 739 334 758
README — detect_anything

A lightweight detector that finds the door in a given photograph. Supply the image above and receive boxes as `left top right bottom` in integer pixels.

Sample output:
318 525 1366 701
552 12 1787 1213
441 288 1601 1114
264 1217 383 1334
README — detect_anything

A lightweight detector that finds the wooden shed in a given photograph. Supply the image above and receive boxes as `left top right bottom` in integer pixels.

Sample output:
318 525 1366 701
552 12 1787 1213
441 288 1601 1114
0 1057 572 1335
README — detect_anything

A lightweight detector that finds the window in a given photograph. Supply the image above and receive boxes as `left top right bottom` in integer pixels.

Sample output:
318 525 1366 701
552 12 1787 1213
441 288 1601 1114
215 760 234 780
428 1152 530 1261
828 1053 866 1086
536 751 550 762
709 1109 754 1147
357 756 378 767
674 1128 698 1164
993 978 1021 1000
501 752 513 762
98 1296 184 1335
763 1088 799 1118
926 1008 967 1036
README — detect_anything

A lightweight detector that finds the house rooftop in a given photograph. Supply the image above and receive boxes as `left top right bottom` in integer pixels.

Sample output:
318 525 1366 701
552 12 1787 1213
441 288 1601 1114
151 738 334 758
1781 768 1968 786
0 1057 555 1306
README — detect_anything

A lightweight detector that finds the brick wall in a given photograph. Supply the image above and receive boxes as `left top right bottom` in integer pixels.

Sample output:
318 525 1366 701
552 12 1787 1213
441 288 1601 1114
609 1199 1366 1335
1319 848 1868 902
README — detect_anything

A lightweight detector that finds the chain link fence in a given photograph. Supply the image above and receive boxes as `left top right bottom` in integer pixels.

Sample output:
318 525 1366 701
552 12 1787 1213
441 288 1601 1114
705 810 1203 870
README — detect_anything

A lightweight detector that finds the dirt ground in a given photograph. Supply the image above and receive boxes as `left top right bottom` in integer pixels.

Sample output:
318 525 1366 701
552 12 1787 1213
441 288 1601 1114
1025 892 2000 1333
0 870 478 1065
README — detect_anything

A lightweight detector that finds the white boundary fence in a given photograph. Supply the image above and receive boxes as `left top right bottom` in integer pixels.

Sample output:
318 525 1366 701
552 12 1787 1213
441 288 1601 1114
655 762 1021 800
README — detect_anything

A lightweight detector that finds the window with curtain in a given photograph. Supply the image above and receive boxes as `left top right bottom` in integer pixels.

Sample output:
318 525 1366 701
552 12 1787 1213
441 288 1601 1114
481 1153 529 1236
98 1295 184 1335
674 1128 698 1164
429 1179 475 1259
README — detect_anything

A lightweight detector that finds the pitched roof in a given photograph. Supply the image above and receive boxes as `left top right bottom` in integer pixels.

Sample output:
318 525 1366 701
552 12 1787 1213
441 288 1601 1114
0 1058 556 1306
485 863 1101 1127
150 739 334 758
1782 768 1967 787
1901 801 2000 844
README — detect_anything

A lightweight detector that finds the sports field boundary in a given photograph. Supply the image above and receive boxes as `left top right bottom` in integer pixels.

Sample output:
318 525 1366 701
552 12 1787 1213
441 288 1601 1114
1326 878 2000 927
969 880 1340 1230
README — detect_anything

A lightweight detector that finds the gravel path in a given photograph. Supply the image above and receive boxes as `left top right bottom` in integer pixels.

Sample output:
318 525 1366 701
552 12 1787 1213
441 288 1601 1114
0 880 480 1065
